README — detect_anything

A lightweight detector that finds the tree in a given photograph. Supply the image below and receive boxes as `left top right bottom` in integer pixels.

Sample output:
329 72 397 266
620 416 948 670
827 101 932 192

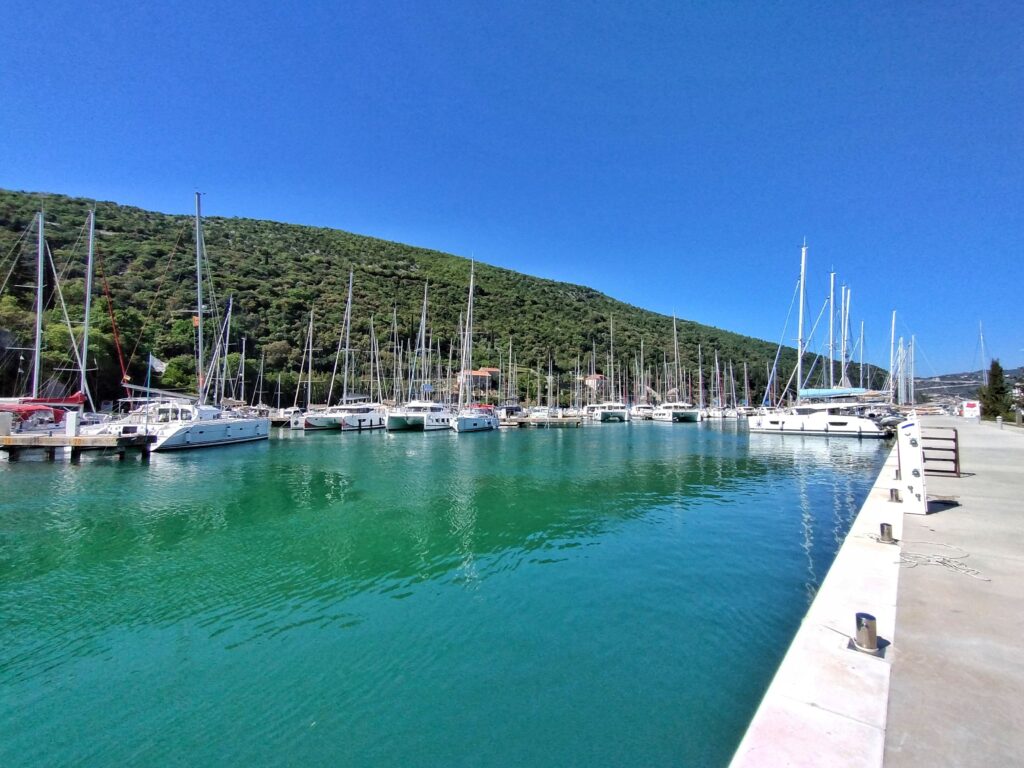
978 359 1010 418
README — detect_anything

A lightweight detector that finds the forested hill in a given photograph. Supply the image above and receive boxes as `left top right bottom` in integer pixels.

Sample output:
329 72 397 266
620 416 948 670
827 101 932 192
1 188 808 402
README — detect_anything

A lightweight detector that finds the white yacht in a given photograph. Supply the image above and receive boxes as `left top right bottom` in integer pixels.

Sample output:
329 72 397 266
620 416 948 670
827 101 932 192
453 404 499 433
584 402 629 422
748 402 892 438
84 399 269 451
304 402 386 431
651 402 700 422
629 403 655 420
750 241 896 440
85 196 270 451
386 400 453 431
332 403 387 431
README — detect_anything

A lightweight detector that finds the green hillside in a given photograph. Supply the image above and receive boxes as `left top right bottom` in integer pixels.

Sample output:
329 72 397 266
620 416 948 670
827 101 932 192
1 188 858 405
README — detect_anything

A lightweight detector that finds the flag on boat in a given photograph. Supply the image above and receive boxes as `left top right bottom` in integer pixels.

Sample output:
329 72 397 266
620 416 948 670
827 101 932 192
149 354 167 374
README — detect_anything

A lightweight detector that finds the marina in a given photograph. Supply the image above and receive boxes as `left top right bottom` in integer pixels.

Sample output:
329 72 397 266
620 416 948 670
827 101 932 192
1 420 888 766
3 4 1019 764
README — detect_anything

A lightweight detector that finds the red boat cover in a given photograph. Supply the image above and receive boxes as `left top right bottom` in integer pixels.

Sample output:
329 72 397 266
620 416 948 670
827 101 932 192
0 403 64 423
19 391 86 406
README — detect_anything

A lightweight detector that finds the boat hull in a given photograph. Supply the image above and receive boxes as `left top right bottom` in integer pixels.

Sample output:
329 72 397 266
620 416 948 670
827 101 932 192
386 410 452 432
748 414 890 438
339 413 386 431
303 414 343 430
153 417 271 451
452 414 499 433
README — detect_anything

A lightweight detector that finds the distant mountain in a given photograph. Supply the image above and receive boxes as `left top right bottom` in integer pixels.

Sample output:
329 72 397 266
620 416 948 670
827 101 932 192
0 188 877 403
915 367 1023 400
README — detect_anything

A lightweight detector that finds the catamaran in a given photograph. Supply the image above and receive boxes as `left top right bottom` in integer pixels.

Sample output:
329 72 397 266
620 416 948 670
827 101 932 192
748 242 893 439
386 283 453 431
651 402 700 422
303 271 387 431
84 195 269 451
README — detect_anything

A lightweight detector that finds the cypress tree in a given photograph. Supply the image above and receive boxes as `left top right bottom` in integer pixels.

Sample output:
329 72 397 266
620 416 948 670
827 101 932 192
978 359 1010 418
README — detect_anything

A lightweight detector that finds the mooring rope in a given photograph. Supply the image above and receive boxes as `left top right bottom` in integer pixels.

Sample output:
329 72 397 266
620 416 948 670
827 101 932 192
857 534 991 581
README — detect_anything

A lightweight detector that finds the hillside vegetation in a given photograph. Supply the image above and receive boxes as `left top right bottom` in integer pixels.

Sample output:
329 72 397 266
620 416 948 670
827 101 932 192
1 188 856 404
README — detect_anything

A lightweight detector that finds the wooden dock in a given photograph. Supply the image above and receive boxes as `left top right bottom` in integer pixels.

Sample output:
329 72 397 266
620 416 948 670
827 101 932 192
0 433 156 461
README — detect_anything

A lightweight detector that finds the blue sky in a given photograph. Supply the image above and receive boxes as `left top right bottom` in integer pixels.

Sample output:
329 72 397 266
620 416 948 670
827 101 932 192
2 1 1020 375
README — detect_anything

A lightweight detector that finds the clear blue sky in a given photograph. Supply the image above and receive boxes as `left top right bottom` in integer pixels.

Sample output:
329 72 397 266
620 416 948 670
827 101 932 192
2 1 1020 375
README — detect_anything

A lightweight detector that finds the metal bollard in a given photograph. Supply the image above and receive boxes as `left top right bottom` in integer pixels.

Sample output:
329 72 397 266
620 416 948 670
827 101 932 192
854 612 878 653
996 416 1003 430
879 523 895 543
889 488 901 503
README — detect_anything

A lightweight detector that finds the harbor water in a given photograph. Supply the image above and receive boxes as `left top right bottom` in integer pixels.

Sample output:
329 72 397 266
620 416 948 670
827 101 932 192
0 422 888 766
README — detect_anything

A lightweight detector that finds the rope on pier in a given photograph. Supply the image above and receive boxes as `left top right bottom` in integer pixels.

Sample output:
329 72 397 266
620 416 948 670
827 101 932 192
857 534 991 581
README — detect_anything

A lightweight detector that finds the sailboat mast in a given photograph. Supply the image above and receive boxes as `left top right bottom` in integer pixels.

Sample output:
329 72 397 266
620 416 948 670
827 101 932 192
194 193 205 401
369 316 382 403
240 336 246 403
698 344 704 408
979 321 987 384
672 315 680 398
796 241 807 403
859 320 865 389
828 270 835 389
609 315 614 401
843 286 851 387
32 212 45 398
306 309 314 408
409 284 428 401
889 310 897 403
341 270 353 404
81 209 96 398
219 297 233 405
460 264 475 409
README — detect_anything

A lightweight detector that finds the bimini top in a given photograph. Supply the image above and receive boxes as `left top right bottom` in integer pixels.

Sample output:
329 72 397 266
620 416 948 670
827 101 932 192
798 387 872 399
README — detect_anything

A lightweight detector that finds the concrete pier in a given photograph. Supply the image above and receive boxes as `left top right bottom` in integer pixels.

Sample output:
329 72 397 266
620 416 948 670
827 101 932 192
884 415 1024 766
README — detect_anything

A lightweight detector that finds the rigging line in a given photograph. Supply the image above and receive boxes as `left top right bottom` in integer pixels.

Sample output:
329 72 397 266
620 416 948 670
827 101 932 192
896 317 939 377
54 218 87 286
46 237 95 410
762 277 801 405
801 296 831 390
95 250 129 389
123 224 188 369
0 225 31 295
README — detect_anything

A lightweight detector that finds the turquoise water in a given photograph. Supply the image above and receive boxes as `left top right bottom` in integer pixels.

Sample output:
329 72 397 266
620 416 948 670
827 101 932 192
1 422 887 766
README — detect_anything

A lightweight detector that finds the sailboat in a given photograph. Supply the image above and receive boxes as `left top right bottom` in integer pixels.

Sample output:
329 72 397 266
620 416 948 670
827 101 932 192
386 283 453 431
304 270 387 431
652 315 700 423
85 194 270 450
452 264 498 433
749 242 892 438
1 209 100 432
584 315 628 422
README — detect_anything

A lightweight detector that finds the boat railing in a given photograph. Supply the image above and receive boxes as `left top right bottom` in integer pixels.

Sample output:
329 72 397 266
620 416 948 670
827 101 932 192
920 426 961 477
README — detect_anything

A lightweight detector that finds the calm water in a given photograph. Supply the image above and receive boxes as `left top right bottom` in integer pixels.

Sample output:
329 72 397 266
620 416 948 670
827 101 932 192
1 422 887 767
